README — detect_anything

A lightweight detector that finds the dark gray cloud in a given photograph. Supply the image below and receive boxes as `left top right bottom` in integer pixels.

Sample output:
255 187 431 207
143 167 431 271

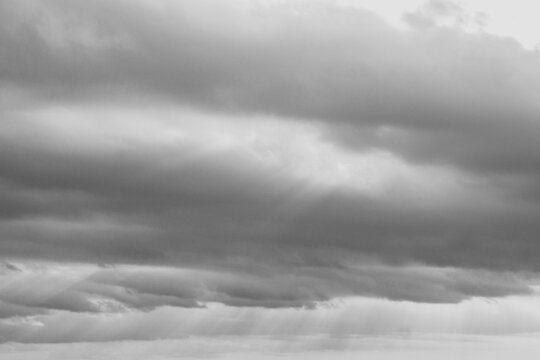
2 0 540 178
1 110 540 275
1 0 540 322
0 302 46 320
0 262 531 322
0 260 536 343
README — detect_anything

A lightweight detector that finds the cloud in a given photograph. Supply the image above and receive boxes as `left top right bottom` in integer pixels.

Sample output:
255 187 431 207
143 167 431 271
0 302 46 320
5 335 540 359
0 104 540 276
2 0 540 178
2 283 540 343
1 0 540 338
0 261 532 323
403 0 488 30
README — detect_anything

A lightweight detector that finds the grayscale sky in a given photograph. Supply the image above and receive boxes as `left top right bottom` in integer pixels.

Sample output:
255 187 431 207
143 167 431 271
1 0 540 358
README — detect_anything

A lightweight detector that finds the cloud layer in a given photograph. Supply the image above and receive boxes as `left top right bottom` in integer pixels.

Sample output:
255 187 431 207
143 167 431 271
2 0 540 343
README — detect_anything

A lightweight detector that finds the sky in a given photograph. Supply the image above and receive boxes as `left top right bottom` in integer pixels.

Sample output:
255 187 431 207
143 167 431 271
1 0 540 358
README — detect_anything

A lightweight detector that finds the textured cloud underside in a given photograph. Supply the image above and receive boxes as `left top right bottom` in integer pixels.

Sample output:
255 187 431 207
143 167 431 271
1 1 540 342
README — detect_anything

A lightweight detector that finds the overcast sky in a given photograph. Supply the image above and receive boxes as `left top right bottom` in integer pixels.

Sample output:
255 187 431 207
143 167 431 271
2 0 540 358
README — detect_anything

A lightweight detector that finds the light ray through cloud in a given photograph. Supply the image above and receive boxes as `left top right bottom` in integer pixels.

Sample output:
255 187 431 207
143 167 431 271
2 0 540 358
